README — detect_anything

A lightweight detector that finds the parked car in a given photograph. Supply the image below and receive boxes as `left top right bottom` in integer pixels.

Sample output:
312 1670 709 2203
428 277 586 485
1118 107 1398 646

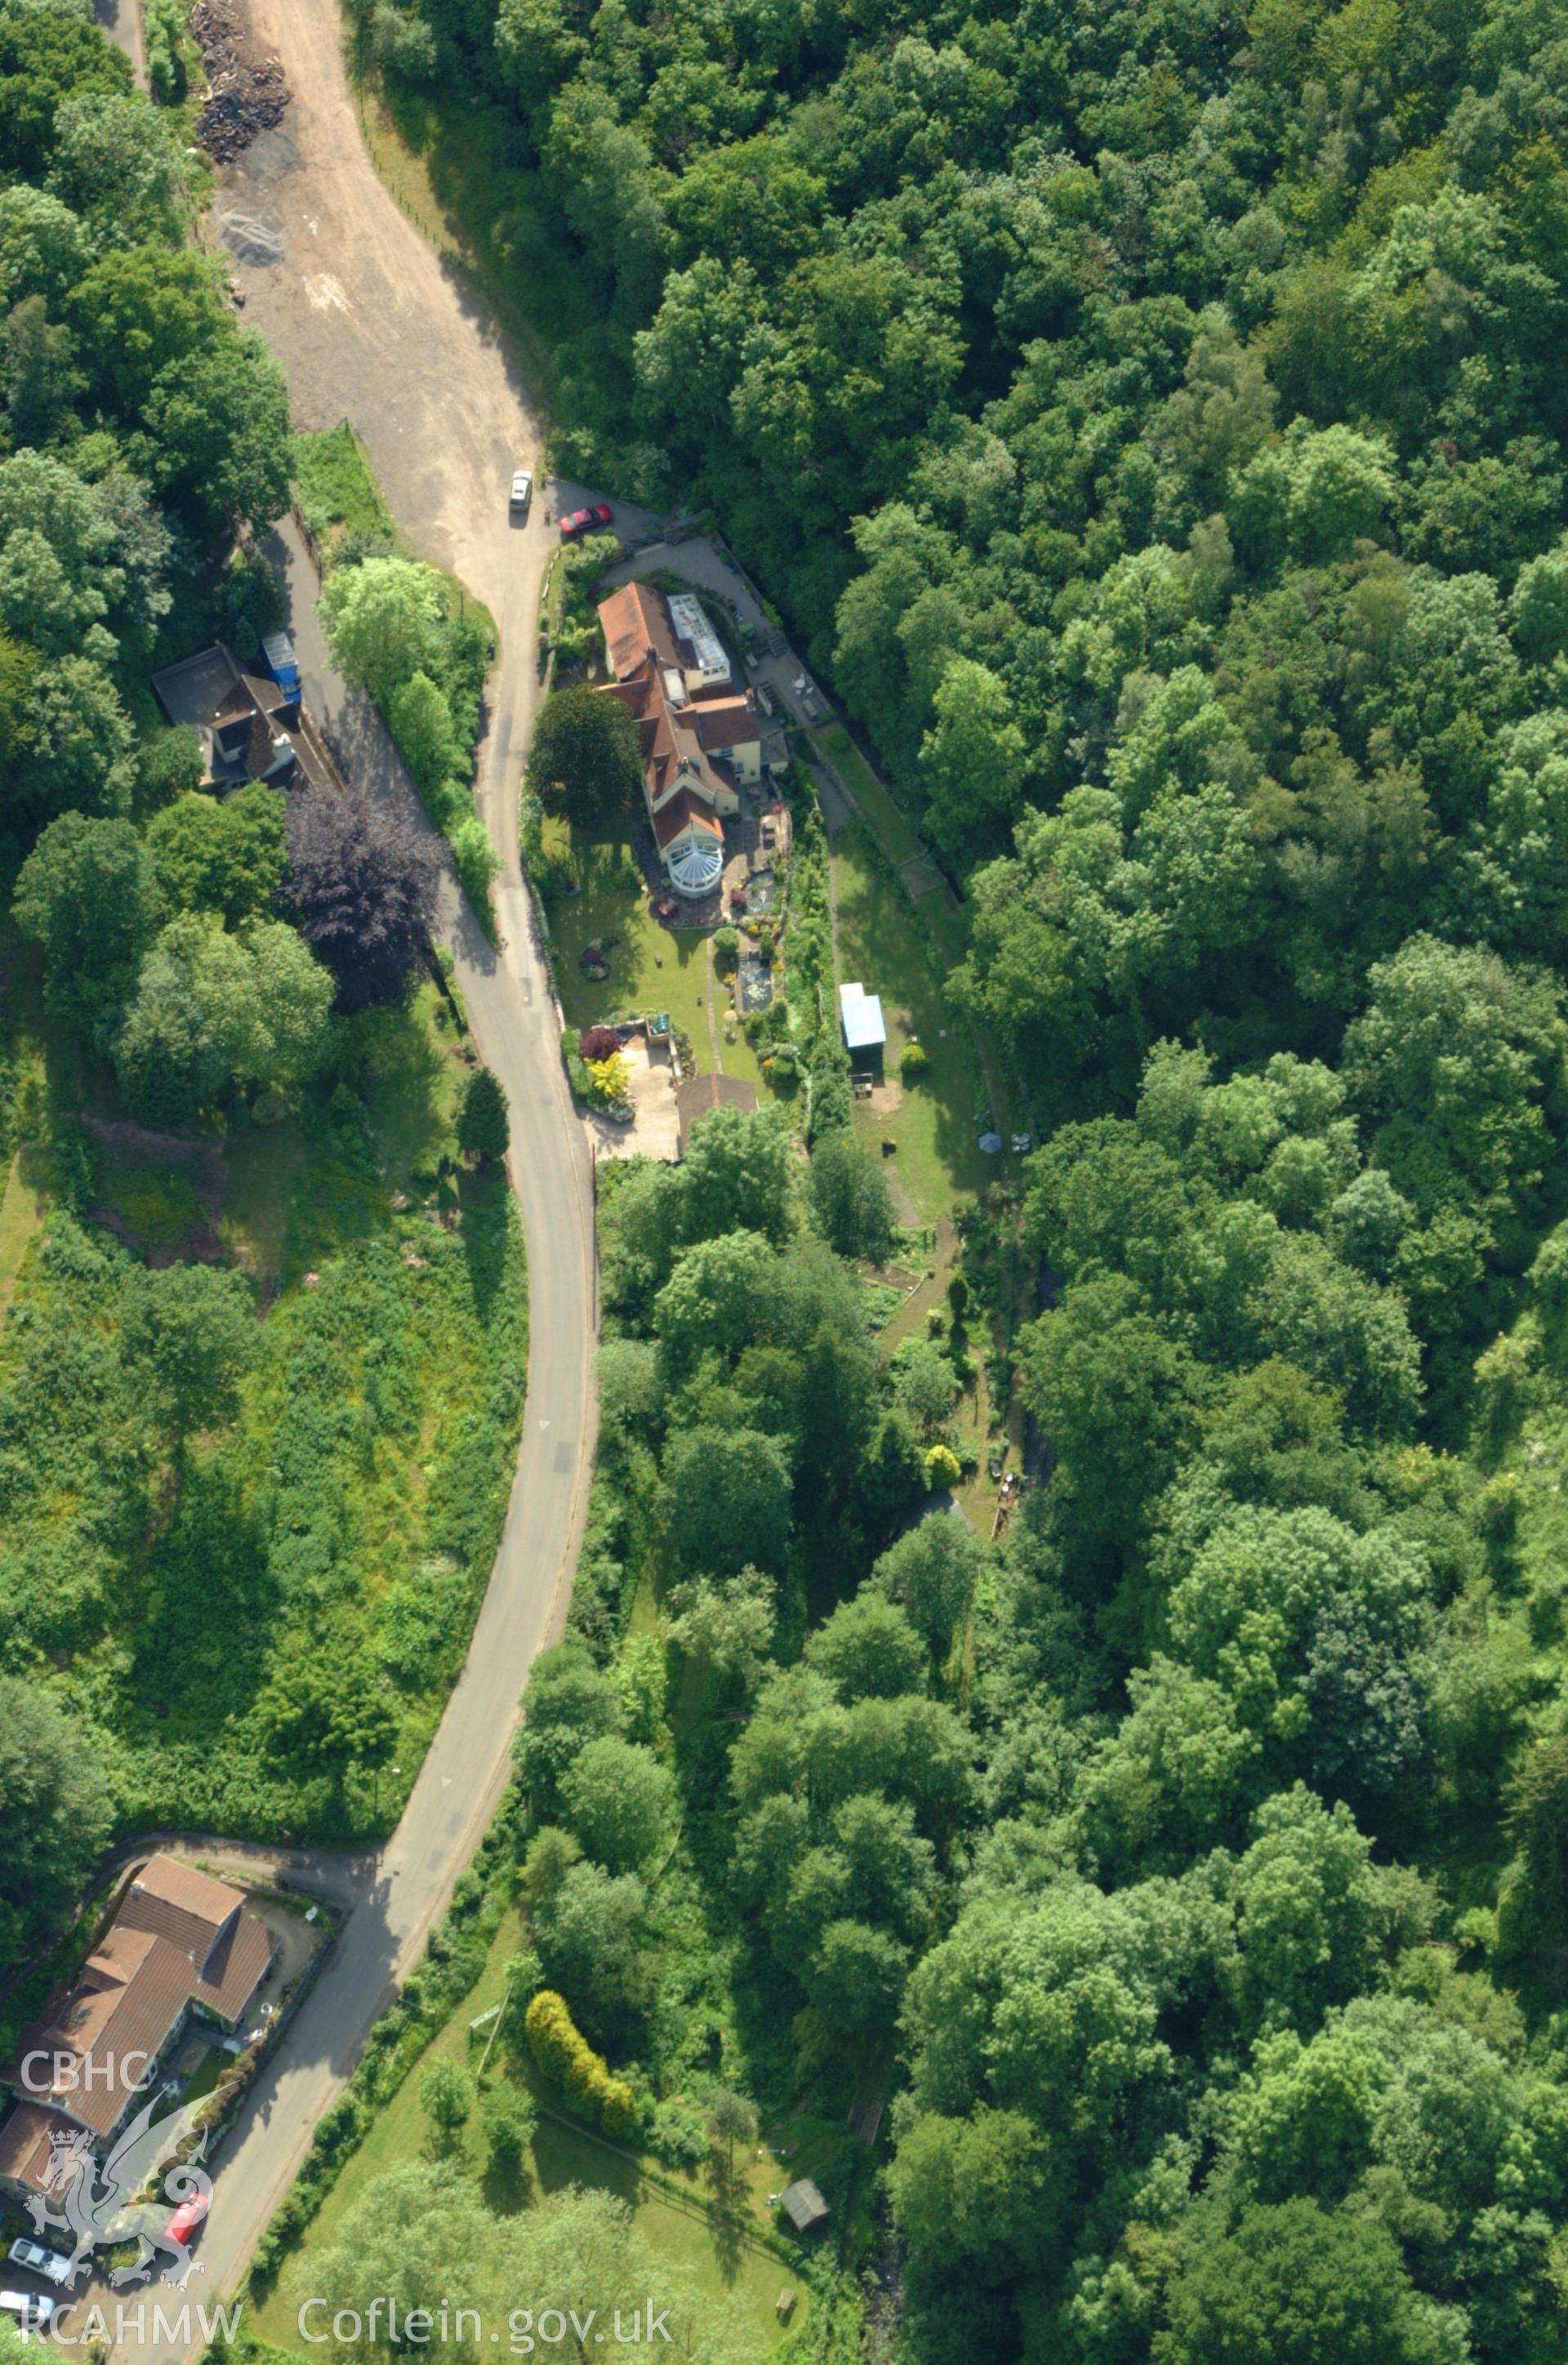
166 2192 210 2248
559 502 613 540
509 469 532 515
7 2240 73 2287
0 2291 56 2331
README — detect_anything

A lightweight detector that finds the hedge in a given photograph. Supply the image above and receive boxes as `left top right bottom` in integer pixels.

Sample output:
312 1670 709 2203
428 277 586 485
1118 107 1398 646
523 1988 639 2141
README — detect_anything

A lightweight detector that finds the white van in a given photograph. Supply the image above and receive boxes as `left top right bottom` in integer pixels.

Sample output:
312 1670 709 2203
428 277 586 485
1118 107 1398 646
0 2291 56 2332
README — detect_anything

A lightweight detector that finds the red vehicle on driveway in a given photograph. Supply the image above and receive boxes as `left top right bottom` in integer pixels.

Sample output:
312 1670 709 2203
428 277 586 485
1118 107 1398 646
166 2191 210 2248
559 502 614 540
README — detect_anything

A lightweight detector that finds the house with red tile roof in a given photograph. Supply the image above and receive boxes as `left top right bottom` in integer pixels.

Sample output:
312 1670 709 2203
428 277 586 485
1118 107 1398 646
0 1857 275 2202
596 582 764 898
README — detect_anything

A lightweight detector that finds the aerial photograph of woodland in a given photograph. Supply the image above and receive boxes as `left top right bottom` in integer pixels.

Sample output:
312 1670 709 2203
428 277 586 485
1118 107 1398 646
2 0 1568 2358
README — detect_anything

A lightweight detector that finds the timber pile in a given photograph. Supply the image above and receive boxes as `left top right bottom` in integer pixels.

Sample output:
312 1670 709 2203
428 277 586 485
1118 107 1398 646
191 0 290 162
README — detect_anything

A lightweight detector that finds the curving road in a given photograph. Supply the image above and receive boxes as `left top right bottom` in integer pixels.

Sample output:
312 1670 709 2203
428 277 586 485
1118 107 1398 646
94 4 604 2354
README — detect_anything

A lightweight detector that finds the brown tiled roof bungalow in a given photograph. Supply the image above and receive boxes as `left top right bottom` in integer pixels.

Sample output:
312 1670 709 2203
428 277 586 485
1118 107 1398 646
119 1855 274 2024
215 672 290 727
0 1857 275 2188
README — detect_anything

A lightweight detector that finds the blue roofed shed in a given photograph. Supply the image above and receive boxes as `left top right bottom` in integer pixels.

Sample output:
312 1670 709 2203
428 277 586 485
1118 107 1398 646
839 982 886 1062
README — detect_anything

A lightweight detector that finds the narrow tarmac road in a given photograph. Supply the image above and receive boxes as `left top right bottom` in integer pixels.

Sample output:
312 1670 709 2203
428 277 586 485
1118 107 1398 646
91 7 600 2356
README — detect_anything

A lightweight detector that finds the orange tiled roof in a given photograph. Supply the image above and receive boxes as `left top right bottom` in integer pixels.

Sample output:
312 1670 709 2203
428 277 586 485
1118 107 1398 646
599 581 679 678
691 696 760 754
653 789 723 850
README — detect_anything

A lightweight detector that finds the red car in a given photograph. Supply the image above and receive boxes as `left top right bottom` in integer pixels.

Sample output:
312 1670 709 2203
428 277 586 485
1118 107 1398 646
166 2191 210 2247
559 502 614 540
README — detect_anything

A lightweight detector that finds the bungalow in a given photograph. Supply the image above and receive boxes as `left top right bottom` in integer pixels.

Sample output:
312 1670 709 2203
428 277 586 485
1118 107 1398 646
0 1856 276 2204
596 582 764 899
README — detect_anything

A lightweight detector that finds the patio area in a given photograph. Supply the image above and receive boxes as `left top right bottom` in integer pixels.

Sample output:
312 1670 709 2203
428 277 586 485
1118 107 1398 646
585 1031 682 1164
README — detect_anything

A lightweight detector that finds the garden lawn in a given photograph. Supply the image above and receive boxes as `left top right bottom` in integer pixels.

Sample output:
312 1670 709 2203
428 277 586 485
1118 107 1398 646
827 819 990 1227
544 825 772 1097
253 1911 799 2361
812 726 970 970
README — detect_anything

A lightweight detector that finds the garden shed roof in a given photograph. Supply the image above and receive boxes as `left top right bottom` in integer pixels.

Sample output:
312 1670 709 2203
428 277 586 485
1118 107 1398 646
839 982 886 1051
780 2178 831 2231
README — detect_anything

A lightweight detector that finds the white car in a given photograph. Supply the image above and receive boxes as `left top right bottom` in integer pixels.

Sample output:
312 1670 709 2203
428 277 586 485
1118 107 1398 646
509 469 532 515
0 2291 56 2330
7 2240 72 2287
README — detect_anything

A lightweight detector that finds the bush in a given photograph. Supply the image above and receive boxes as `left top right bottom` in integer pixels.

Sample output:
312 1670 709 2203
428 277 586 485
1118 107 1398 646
579 1025 620 1062
925 1444 962 1489
586 1052 631 1109
900 1041 929 1080
144 0 187 101
713 926 739 975
562 1030 592 1104
808 1044 853 1144
523 1989 639 2140
450 814 500 921
372 2 439 80
480 2080 537 2169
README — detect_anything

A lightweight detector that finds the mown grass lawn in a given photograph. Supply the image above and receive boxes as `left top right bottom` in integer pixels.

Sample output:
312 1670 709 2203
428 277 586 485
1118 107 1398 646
828 819 991 1229
542 823 773 1099
813 725 971 971
254 1911 800 2361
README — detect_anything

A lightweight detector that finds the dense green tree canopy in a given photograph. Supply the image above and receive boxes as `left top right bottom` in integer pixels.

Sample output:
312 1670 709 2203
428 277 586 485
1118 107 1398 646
0 1676 113 1965
13 807 159 1020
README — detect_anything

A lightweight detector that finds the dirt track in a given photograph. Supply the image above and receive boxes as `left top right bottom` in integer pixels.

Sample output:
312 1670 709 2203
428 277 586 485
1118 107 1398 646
212 0 545 878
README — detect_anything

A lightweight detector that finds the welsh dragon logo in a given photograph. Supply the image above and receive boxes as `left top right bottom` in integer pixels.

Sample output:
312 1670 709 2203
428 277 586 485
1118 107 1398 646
26 2092 212 2290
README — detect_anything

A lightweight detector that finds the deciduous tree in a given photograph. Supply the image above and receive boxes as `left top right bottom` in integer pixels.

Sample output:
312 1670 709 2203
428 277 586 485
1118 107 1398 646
284 787 439 1012
526 684 642 832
